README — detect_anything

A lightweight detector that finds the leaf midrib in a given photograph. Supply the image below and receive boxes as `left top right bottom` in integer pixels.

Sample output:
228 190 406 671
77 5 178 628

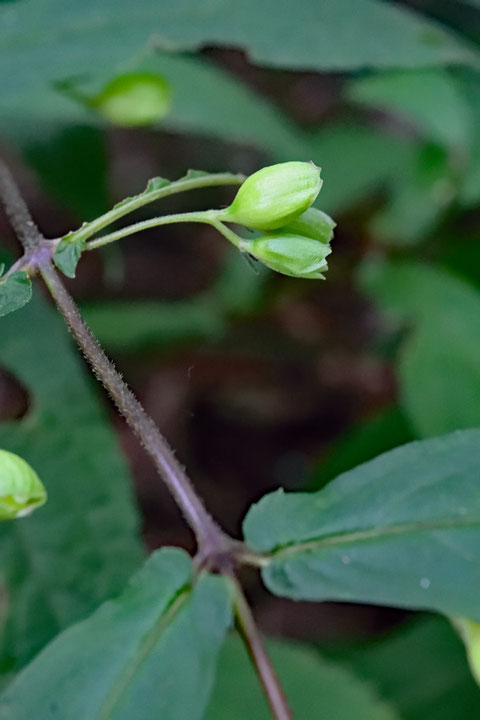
98 585 191 720
269 515 480 560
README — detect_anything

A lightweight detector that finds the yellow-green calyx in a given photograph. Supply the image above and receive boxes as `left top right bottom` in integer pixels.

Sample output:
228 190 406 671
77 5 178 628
245 233 332 279
222 161 322 231
0 449 47 520
282 207 335 244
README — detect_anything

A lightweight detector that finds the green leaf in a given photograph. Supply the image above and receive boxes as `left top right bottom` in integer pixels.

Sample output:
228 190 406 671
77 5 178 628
371 143 457 245
0 449 47 520
308 123 417 214
0 0 476 112
0 272 32 318
347 69 473 150
0 548 232 720
327 616 480 720
309 406 414 490
244 429 480 618
207 635 399 720
360 261 480 437
54 236 86 278
0 293 143 668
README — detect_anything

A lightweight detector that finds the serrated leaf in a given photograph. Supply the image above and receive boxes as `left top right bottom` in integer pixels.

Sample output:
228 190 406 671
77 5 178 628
53 236 85 277
207 635 399 720
0 548 232 720
244 429 480 618
0 0 476 112
0 293 143 668
360 261 480 437
327 616 480 720
0 272 32 318
0 449 46 520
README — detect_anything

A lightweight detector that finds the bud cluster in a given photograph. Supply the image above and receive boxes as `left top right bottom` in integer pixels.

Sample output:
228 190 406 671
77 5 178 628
219 162 335 279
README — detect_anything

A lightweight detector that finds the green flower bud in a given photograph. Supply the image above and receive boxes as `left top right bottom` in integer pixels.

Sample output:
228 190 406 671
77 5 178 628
282 207 335 244
0 450 47 520
246 233 332 279
223 162 322 231
93 72 172 127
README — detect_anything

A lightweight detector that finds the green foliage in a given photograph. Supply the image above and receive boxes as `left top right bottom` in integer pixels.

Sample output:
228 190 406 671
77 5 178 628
361 261 480 437
207 635 399 720
244 429 480 617
0 294 143 668
0 0 476 113
348 69 472 150
2 1 480 717
327 616 480 720
0 272 32 317
0 548 232 720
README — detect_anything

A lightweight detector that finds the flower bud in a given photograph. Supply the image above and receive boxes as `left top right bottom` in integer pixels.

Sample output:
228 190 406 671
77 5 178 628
246 233 331 279
93 72 172 127
223 162 322 231
0 450 47 520
282 207 335 244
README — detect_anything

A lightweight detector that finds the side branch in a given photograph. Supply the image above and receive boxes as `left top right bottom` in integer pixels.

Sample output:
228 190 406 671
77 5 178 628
232 578 293 720
0 161 43 252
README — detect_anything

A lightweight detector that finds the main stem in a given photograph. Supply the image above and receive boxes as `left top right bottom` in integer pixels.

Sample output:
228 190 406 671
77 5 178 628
40 262 229 554
0 160 292 720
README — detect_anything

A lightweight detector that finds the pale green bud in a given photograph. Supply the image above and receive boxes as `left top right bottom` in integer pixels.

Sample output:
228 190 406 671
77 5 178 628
93 72 172 127
246 233 331 279
282 207 335 244
0 450 47 520
223 162 322 231
454 618 480 686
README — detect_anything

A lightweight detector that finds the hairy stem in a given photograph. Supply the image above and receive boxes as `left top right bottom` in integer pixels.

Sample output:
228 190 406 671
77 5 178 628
40 262 229 553
69 172 245 245
232 578 293 720
0 161 43 252
85 210 250 254
86 210 221 249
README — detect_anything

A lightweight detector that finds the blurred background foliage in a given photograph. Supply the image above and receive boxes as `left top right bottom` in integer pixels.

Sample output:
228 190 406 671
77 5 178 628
2 0 480 717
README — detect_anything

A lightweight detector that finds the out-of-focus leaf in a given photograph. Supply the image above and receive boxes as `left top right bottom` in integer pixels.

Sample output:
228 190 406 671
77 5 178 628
0 293 143 668
82 297 225 352
309 406 414 491
348 69 472 149
371 144 457 245
0 272 32 318
0 0 476 111
207 635 399 720
0 548 232 720
82 249 267 352
308 123 416 214
361 261 480 436
326 616 480 720
244 429 480 618
0 449 46 520
25 125 108 220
